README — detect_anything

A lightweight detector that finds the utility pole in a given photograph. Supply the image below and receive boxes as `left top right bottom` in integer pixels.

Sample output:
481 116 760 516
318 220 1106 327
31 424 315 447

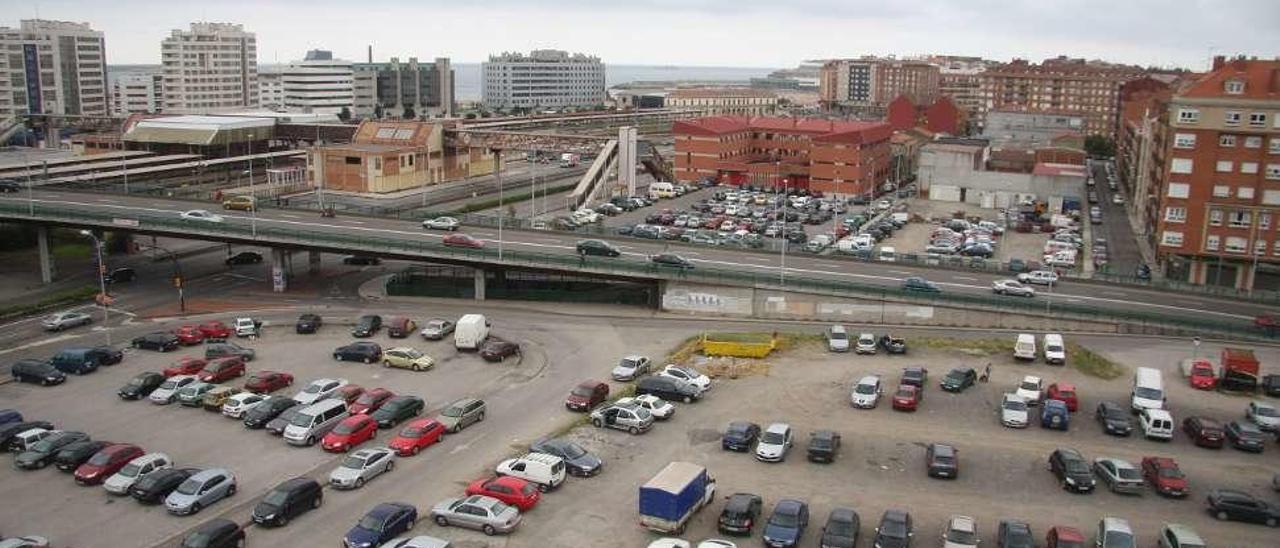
494 148 504 260
79 230 111 346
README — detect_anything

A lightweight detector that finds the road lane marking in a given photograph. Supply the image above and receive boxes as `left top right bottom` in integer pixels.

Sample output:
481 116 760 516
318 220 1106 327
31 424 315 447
953 276 978 282
888 270 911 275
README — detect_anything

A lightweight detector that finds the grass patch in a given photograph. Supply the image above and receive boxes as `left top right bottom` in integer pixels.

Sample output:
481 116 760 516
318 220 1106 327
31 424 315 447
914 337 1015 355
0 285 98 321
663 335 703 364
704 332 774 344
450 183 579 215
1069 343 1126 380
51 243 91 259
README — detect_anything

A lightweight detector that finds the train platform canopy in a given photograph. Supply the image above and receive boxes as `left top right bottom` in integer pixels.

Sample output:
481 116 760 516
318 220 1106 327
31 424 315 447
123 115 275 146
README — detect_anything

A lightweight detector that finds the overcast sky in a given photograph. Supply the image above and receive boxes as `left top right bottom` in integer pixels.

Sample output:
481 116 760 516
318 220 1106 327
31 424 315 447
5 0 1276 69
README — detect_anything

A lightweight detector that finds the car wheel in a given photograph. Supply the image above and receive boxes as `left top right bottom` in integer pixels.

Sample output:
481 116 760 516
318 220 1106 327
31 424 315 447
277 515 288 527
592 419 603 428
306 436 316 446
355 478 365 488
435 516 449 527
537 483 549 492
628 426 640 435
478 412 485 422
1215 510 1228 520
191 502 201 514
383 361 391 368
333 354 342 361
483 525 497 536
683 396 693 404
364 357 373 364
312 495 322 508
411 365 420 371
236 539 245 548
410 445 420 455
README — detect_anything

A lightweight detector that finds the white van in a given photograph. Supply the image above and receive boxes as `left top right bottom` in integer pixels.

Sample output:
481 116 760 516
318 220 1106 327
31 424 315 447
454 314 491 350
495 452 566 491
648 182 676 200
1043 240 1077 254
1043 250 1077 268
877 246 897 262
1014 334 1037 361
1140 408 1174 440
1042 334 1066 365
1131 367 1165 413
283 399 349 446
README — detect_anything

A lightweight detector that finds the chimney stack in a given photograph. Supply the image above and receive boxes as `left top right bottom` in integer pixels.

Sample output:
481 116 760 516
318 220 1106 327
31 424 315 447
1212 55 1226 71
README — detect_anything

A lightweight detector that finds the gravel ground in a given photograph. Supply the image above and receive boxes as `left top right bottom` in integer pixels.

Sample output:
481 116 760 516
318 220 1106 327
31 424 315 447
881 198 1053 264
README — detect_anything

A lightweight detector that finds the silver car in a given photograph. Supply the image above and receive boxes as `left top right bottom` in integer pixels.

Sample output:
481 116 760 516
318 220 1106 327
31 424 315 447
610 355 652 381
419 319 455 340
42 311 92 331
431 495 522 536
164 468 236 515
1246 400 1280 432
329 447 395 489
381 537 452 548
423 216 460 231
1092 458 1144 495
103 452 172 495
992 279 1036 297
150 375 198 404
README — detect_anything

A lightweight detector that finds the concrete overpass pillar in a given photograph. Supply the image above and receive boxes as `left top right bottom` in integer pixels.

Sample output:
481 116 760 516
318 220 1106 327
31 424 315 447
473 268 486 301
37 226 55 284
308 251 321 275
270 248 288 293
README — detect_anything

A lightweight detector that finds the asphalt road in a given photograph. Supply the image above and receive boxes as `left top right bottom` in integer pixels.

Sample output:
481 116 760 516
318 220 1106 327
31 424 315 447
0 189 1272 327
1091 160 1145 277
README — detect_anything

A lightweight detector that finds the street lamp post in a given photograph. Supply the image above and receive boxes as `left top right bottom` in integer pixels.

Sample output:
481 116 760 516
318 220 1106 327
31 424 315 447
79 230 111 346
494 148 504 260
138 242 186 314
247 133 257 237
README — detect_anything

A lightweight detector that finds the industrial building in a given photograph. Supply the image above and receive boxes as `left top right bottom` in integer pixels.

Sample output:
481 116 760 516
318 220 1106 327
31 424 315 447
161 22 259 113
307 120 496 193
351 57 454 119
0 19 108 118
482 50 605 111
665 88 778 116
918 137 1085 211
981 109 1086 148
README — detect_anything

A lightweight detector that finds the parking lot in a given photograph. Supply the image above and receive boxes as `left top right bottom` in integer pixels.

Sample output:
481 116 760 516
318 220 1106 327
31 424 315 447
880 198 1053 265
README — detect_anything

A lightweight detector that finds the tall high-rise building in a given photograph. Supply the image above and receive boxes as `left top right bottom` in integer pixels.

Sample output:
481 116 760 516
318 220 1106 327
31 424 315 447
282 50 353 114
0 19 107 118
482 50 605 111
161 22 258 113
351 57 454 118
819 57 939 116
916 55 993 133
977 56 1145 138
111 72 163 115
258 70 283 110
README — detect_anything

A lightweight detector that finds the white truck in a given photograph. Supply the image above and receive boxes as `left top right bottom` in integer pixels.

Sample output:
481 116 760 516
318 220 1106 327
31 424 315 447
454 314 490 350
559 153 580 168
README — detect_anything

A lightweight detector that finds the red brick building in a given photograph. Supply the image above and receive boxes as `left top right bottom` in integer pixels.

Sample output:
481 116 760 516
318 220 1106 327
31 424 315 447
673 116 892 196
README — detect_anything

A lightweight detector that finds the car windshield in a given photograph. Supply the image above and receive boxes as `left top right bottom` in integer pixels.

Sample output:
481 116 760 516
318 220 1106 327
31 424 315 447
356 393 382 405
262 490 289 506
357 515 385 532
1057 390 1075 398
761 431 786 444
829 331 847 340
1047 344 1064 352
946 527 977 544
855 383 877 395
304 384 324 394
946 370 965 381
1020 381 1039 391
770 510 800 528
557 443 586 459
619 358 639 369
176 478 201 495
333 421 360 434
400 425 427 437
1134 387 1162 399
160 380 180 390
402 349 423 359
1065 459 1089 473
1256 406 1279 417
1158 467 1184 479
1117 467 1141 480
30 438 59 452
1102 531 1133 548
895 388 914 398
342 455 368 469
442 405 464 417
1004 399 1028 411
880 519 908 538
426 320 446 329
118 462 143 477
571 386 595 397
826 517 856 535
290 413 314 427
127 377 148 388
87 451 115 466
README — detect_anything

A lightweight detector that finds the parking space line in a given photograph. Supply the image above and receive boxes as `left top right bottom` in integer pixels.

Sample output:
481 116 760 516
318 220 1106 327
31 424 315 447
952 276 978 282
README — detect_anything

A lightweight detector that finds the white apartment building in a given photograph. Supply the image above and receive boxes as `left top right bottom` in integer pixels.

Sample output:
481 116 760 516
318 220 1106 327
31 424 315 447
111 72 163 115
482 50 605 111
258 70 283 110
161 22 258 113
0 19 108 118
282 50 353 115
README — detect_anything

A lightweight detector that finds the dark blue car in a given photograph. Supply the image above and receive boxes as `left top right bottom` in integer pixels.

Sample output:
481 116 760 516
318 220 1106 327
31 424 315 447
1041 400 1070 431
0 409 22 426
762 499 809 548
721 421 761 452
343 502 416 548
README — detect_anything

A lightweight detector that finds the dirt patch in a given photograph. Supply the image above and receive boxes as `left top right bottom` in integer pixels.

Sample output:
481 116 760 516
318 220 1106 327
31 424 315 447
914 336 1015 356
1069 343 1126 379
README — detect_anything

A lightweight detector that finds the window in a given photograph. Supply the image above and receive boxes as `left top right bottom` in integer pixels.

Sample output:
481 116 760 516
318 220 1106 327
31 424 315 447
1224 111 1242 126
1210 210 1223 225
1239 186 1256 199
1170 159 1193 174
1220 135 1237 147
1229 211 1251 227
1271 138 1280 154
1213 185 1231 197
1242 162 1259 174
1164 207 1186 222
1262 212 1272 229
1266 190 1280 205
1217 160 1234 173
1205 235 1219 251
1250 113 1267 127
1256 240 1268 256
1268 164 1280 180
1160 231 1183 247
1167 182 1190 198
1225 80 1245 94
1226 236 1248 253
1177 109 1199 124
1274 240 1280 255
1245 136 1262 148
1173 133 1196 149
344 157 360 165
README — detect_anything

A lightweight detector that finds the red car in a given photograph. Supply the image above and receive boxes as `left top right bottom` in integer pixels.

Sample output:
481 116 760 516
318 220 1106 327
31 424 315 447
892 385 922 411
1181 416 1225 448
199 356 246 383
74 443 144 485
1141 456 1188 498
335 384 365 405
163 357 207 377
244 371 294 394
174 325 205 345
1045 382 1078 412
388 418 446 456
465 476 541 511
565 380 609 412
442 233 485 249
1187 359 1217 390
1046 526 1086 548
198 321 232 340
321 415 378 452
350 388 395 415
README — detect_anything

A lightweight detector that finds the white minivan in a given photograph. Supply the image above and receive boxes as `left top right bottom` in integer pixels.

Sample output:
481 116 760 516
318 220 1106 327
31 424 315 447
1131 367 1165 413
495 452 566 491
283 399 349 446
454 314 491 351
1042 334 1066 365
1140 408 1174 440
1014 334 1037 361
648 182 676 199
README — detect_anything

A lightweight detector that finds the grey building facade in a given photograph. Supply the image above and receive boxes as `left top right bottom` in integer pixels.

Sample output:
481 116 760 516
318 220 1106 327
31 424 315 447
352 57 454 119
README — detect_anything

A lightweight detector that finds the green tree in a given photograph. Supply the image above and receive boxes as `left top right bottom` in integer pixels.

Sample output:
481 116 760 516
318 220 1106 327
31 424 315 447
1085 135 1116 158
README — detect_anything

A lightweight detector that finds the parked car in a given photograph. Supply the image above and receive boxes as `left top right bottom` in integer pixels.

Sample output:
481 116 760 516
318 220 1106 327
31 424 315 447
944 515 980 548
42 311 92 331
431 495 521 536
996 519 1035 548
204 342 254 361
1095 401 1133 436
103 452 173 495
659 364 711 392
149 375 198 404
176 382 216 407
75 443 145 485
901 367 928 388
371 396 424 428
10 359 65 386
1182 416 1225 448
1224 419 1267 452
940 368 977 392
52 439 109 472
891 385 922 411
873 509 913 548
322 415 380 453
244 371 293 394
1000 393 1030 428
818 507 860 548
130 467 197 504
388 418 446 457
851 375 883 409
198 321 232 340
1095 517 1134 548
762 499 808 548
637 375 703 404
565 380 609 411
1016 375 1043 406
293 378 348 405
616 395 674 420
243 396 298 429
219 391 265 418
345 502 418 547
1141 456 1188 498
589 401 654 435
14 431 88 469
755 423 793 462
174 325 206 345
350 388 395 415
295 313 323 334
351 315 383 337
611 355 653 381
198 357 245 383
329 447 396 489
1205 489 1280 526
1156 524 1206 548
717 492 764 536
1048 448 1095 493
826 325 850 352
926 443 960 479
419 318 454 340
179 518 243 548
479 338 521 362
465 476 540 512
528 437 602 477
722 421 761 452
1046 526 1086 548
494 452 566 491
334 342 383 363
1187 359 1217 389
163 357 207 378
1246 400 1280 432
1045 383 1079 412
1092 457 1144 494
251 477 323 527
131 332 180 352
854 332 877 354
386 317 417 338
437 397 486 433
1041 400 1071 430
878 334 907 354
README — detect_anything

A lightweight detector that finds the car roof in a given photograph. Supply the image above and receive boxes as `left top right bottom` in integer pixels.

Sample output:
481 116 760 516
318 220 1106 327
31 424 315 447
370 502 411 517
1052 382 1077 390
775 499 805 512
1100 517 1132 533
1022 375 1041 382
350 447 389 459
1050 526 1085 541
1003 393 1024 402
725 493 758 509
1162 524 1203 543
189 468 228 481
948 515 976 531
1099 457 1135 469
1044 400 1068 409
857 375 879 385
1145 408 1172 419
765 423 790 433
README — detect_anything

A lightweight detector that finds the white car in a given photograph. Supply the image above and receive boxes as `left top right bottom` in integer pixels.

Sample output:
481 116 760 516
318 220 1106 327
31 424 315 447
41 311 93 331
328 447 395 489
220 392 266 418
942 515 980 548
854 333 877 354
611 355 652 381
1016 270 1058 286
850 375 883 409
422 216 460 231
150 375 198 405
616 395 674 420
1015 375 1043 406
1111 194 1125 205
1246 400 1280 431
293 378 348 405
179 209 224 223
660 365 711 392
1000 393 1029 428
992 279 1035 297
754 423 792 462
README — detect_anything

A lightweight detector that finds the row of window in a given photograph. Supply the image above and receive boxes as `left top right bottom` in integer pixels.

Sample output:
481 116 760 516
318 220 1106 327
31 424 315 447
1178 108 1275 127
1168 159 1280 179
1160 230 1280 256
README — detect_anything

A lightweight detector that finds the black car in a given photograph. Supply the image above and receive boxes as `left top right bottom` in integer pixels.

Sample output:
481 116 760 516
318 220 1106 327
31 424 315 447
1263 374 1280 397
118 371 166 400
266 403 308 435
295 313 323 334
351 315 382 337
1225 420 1267 452
244 396 299 429
104 267 136 284
1206 489 1280 526
0 179 21 192
576 239 621 257
926 443 959 478
10 359 65 385
180 518 245 548
1094 401 1133 436
225 251 263 265
996 519 1035 548
901 367 928 389
53 439 109 471
819 507 860 548
89 345 124 366
530 437 603 477
343 256 381 265
718 492 763 535
1049 448 1096 493
873 509 913 548
807 430 841 463
131 332 180 352
878 335 907 354
635 375 701 403
334 341 383 363
650 253 694 270
14 431 89 469
940 368 977 392
371 396 424 428
722 421 761 452
252 477 324 527
763 499 809 548
480 339 521 362
130 467 197 503
0 421 54 452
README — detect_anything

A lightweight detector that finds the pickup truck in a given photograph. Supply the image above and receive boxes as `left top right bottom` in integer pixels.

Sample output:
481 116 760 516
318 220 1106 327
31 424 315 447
233 317 262 338
639 462 716 535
